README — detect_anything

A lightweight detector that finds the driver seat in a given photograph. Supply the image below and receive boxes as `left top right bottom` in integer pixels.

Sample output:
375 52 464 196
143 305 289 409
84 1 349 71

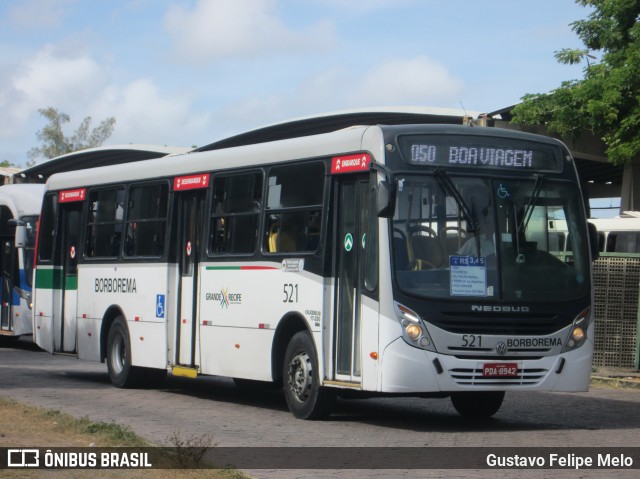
411 235 446 269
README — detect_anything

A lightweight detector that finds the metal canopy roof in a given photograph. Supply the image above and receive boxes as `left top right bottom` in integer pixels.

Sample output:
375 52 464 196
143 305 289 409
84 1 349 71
196 107 480 152
489 105 622 191
15 144 190 182
13 108 624 200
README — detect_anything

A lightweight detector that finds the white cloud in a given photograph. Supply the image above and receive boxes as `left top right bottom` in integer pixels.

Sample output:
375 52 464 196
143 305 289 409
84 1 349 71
348 55 464 107
0 43 205 157
311 0 419 12
0 43 108 141
95 80 210 147
212 55 464 134
163 0 337 62
7 0 75 31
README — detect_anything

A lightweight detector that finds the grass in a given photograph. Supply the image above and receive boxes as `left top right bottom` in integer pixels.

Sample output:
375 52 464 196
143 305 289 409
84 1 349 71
0 396 249 479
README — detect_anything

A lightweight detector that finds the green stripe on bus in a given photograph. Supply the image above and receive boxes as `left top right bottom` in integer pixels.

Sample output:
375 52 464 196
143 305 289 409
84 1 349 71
35 269 64 289
35 269 78 290
65 275 78 291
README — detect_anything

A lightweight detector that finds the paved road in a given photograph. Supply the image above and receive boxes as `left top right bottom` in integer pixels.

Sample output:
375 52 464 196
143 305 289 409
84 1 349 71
1 337 639 478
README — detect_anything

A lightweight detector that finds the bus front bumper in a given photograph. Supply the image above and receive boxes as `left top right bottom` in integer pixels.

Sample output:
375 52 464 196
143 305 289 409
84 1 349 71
379 337 593 393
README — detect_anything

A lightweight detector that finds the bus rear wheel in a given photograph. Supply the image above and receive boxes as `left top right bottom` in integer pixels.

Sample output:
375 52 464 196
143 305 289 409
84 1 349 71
450 391 505 418
283 331 334 420
106 316 140 388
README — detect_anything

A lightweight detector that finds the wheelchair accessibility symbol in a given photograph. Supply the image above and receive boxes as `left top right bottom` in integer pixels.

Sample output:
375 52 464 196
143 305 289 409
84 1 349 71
497 183 511 200
156 294 165 319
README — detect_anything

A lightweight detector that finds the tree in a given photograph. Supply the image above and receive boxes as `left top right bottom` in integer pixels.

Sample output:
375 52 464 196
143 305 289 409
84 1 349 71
511 0 640 165
27 107 116 164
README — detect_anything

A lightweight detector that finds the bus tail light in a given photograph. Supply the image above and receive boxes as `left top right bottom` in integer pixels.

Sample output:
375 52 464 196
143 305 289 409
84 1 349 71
394 302 436 352
562 307 591 352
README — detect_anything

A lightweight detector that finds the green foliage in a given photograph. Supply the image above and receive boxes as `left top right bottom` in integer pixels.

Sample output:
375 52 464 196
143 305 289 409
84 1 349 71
511 0 640 165
28 107 116 162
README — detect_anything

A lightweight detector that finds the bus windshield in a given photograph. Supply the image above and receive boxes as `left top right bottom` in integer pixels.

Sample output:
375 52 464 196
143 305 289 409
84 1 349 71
392 174 590 302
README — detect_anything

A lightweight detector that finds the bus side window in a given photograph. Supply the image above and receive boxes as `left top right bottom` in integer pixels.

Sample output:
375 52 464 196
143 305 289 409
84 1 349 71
124 183 169 258
38 194 57 262
209 172 262 255
85 188 125 259
606 231 640 253
597 232 605 252
264 162 324 254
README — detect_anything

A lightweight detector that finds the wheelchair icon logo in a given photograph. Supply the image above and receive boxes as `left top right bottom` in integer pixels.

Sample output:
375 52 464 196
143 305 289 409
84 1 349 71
156 294 165 319
497 183 511 200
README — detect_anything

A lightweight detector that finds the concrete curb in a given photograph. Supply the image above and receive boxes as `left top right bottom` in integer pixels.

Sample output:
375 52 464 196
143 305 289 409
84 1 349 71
591 375 640 390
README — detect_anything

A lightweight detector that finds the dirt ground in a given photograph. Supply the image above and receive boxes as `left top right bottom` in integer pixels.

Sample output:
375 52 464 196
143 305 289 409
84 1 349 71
0 397 247 479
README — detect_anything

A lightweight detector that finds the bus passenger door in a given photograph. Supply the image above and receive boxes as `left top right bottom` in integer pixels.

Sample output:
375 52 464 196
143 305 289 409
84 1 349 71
333 173 370 383
54 202 82 353
175 190 205 368
0 240 15 332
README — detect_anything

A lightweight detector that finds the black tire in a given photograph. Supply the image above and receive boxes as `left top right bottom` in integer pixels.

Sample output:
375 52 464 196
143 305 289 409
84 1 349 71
450 391 505 418
106 316 140 388
283 331 335 419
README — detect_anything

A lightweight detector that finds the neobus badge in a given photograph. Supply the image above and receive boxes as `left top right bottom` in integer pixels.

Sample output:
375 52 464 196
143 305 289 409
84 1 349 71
331 153 371 174
59 188 86 203
173 173 210 191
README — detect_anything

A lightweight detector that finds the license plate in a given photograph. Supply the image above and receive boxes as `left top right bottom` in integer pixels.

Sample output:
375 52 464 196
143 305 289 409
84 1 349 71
482 363 518 377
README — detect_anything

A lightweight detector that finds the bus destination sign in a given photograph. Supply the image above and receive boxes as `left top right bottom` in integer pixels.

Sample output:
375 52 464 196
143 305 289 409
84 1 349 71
399 135 562 172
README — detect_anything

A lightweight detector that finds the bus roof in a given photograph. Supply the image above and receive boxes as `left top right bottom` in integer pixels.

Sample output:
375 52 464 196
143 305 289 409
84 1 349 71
46 125 375 191
0 184 45 217
17 144 191 182
44 123 567 192
590 216 640 232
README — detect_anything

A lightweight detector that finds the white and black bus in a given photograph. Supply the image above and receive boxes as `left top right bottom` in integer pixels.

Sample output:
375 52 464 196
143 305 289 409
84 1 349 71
33 123 596 419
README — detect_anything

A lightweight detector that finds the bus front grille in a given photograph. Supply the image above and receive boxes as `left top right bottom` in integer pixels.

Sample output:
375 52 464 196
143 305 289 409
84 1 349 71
434 313 571 336
449 367 548 386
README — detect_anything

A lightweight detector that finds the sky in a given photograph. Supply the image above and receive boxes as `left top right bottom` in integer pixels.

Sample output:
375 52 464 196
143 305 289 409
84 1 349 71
0 0 591 167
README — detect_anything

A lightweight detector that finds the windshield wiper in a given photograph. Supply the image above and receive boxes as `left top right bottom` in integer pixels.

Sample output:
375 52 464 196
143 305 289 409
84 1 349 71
517 174 544 234
434 168 482 255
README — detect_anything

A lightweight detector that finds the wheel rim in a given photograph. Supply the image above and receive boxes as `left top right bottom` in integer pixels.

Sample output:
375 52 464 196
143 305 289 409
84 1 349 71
110 332 125 375
287 351 313 403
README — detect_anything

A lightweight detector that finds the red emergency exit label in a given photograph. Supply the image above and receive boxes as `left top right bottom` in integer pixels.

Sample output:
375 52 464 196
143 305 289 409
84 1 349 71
59 188 86 203
331 154 371 174
173 173 210 191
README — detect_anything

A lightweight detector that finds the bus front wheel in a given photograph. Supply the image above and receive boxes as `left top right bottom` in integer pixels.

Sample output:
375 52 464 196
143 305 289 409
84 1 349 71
106 316 140 388
283 331 334 419
450 391 505 418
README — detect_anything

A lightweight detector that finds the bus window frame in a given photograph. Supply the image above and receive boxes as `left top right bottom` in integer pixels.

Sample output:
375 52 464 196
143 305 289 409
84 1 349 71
36 192 60 265
206 169 265 258
122 179 172 261
262 160 326 256
83 185 126 262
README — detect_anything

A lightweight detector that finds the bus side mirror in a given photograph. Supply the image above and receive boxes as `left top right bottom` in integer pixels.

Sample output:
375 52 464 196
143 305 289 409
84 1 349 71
376 180 396 218
588 222 599 262
8 219 27 248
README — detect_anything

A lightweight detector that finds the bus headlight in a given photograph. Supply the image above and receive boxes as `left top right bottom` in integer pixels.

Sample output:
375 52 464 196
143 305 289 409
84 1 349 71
405 323 422 340
394 302 436 352
562 307 590 352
